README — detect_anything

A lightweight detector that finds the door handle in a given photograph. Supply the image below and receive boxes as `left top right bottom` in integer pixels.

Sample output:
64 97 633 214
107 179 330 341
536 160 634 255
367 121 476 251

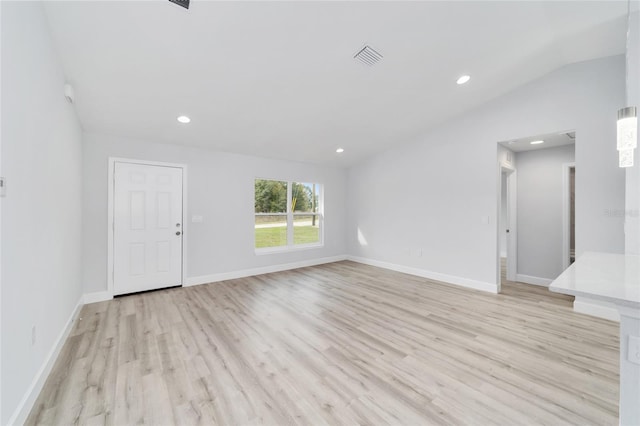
176 231 181 236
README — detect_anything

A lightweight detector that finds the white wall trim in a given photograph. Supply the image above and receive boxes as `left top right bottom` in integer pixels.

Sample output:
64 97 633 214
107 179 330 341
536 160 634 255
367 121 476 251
574 297 620 322
107 157 188 298
185 255 348 286
7 296 84 426
515 273 553 287
347 256 498 294
83 291 113 305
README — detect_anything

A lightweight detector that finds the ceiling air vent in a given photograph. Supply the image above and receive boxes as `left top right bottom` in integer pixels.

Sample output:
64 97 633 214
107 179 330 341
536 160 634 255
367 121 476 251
169 0 190 10
354 45 383 66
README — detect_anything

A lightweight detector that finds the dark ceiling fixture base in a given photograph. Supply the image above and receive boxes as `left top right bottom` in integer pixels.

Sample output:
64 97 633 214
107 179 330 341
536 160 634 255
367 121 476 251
169 0 190 10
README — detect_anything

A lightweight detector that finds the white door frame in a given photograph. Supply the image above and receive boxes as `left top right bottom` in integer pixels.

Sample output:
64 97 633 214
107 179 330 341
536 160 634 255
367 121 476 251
497 162 517 290
107 157 188 297
561 162 576 271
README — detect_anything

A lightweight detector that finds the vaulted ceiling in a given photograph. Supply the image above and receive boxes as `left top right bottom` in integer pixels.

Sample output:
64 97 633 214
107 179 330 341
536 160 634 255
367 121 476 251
43 1 630 166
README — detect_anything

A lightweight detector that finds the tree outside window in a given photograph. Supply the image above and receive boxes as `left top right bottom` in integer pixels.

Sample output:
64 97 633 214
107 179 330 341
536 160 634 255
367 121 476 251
254 179 322 250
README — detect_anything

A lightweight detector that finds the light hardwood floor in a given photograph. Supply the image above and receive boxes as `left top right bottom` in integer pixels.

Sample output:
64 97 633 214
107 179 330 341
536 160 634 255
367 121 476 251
26 261 619 425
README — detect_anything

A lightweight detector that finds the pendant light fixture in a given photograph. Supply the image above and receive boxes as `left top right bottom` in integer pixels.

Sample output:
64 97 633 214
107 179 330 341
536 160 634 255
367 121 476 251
618 107 637 167
618 0 638 168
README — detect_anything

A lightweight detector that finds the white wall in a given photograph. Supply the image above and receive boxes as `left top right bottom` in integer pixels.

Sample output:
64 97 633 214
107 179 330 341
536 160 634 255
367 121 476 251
625 11 640 255
622 10 640 425
1 2 84 424
515 145 575 281
82 133 348 295
348 55 625 289
0 3 4 422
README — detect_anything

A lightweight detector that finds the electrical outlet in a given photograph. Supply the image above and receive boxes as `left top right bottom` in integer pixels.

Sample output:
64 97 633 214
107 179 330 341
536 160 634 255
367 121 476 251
31 326 36 346
628 335 640 365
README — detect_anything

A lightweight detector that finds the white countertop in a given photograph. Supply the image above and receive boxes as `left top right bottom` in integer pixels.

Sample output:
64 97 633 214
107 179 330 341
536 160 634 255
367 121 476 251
549 251 640 309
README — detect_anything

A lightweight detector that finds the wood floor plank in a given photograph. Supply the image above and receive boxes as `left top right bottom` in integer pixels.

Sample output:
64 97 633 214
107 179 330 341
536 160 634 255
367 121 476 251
25 261 619 425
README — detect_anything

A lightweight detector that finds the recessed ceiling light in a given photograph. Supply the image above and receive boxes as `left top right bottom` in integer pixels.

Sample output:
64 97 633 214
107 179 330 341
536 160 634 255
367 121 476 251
336 148 344 153
530 140 544 145
177 115 191 124
456 75 471 85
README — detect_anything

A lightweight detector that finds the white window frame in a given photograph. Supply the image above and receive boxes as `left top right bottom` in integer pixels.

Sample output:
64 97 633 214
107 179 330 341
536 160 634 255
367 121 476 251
254 179 324 254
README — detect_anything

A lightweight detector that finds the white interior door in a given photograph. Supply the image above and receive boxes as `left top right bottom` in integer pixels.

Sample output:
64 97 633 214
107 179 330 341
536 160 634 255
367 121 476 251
114 162 183 295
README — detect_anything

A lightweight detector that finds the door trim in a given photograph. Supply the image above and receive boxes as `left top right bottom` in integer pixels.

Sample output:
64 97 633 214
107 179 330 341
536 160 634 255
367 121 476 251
497 162 517 291
561 162 576 271
107 157 188 298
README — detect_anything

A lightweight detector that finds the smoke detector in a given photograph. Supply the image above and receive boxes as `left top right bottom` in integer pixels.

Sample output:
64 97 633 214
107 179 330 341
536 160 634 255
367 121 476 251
354 45 383 66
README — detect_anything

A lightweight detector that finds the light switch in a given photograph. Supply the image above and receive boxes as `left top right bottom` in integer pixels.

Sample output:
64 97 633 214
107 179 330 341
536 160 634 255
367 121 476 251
0 177 5 197
628 335 640 365
191 215 203 223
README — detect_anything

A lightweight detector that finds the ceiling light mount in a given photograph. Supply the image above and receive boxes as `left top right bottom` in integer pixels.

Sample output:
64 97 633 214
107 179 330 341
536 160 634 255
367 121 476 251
336 148 344 153
64 83 75 103
530 140 544 145
456 75 471 85
177 115 191 124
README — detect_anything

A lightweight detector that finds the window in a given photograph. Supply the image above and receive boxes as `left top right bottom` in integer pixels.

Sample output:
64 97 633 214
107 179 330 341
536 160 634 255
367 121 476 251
255 179 322 251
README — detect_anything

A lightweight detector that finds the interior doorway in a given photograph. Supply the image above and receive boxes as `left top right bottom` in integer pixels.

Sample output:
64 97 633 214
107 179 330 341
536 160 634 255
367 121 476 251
497 130 576 291
498 164 517 290
562 163 576 269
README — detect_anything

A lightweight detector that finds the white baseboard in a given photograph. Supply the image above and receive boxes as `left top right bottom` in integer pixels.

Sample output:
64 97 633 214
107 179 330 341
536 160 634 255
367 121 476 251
347 256 497 294
83 291 113 304
8 296 84 426
515 274 553 287
574 297 620 322
185 255 348 286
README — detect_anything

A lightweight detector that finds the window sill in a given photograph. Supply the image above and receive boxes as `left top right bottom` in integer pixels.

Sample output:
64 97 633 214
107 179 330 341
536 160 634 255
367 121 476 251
255 243 324 256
